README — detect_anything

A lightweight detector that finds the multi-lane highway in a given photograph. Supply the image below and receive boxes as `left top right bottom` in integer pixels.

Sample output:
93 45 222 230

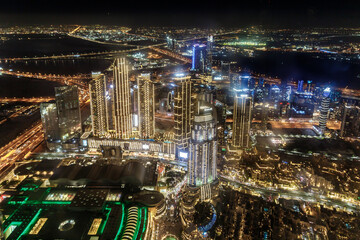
0 122 43 177
0 105 39 125
0 46 151 62
0 97 54 103
269 119 341 130
0 98 89 180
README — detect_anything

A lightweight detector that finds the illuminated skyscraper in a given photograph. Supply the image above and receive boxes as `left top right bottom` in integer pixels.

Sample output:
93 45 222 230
55 85 81 141
307 80 313 92
285 86 292 102
297 80 304 92
41 86 81 150
206 35 214 73
40 102 60 149
340 104 360 138
166 35 177 51
89 58 132 139
112 57 132 139
191 44 207 73
232 88 252 148
174 73 194 153
269 85 280 103
290 91 314 118
137 73 155 138
89 72 112 137
319 87 331 134
188 99 217 187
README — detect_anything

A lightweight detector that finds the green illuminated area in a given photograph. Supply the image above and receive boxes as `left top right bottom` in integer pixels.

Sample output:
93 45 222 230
140 208 148 240
165 237 177 240
3 222 21 239
7 196 29 205
97 207 112 235
2 207 42 240
20 209 42 238
3 189 147 239
38 201 71 205
2 185 150 240
113 205 148 240
2 202 148 240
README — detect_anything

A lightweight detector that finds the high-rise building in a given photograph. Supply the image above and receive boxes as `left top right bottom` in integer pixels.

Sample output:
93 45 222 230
232 87 252 148
297 80 304 92
174 73 194 153
188 100 217 187
112 58 132 139
290 91 314 118
89 72 109 137
285 86 292 101
89 58 132 139
55 85 81 141
319 87 331 133
137 73 155 138
40 102 60 145
269 85 281 103
166 35 177 51
340 104 360 138
194 84 215 104
89 70 116 138
191 44 207 73
41 86 81 150
231 73 251 89
206 35 214 73
131 81 139 134
307 80 313 92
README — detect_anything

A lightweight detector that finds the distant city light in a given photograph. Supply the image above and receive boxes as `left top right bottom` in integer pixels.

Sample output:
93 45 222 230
223 41 266 47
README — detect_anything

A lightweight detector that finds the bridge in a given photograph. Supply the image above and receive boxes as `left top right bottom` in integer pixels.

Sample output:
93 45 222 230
68 34 145 48
0 97 55 103
0 48 145 62
149 46 192 64
0 69 89 88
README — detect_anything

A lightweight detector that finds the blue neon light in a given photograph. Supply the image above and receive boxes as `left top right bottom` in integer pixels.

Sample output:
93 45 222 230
198 205 217 233
192 45 196 70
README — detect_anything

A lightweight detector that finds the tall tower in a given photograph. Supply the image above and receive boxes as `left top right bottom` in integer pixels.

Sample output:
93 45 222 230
191 44 207 73
89 58 133 139
232 88 252 148
112 58 132 139
297 80 304 92
40 102 60 142
188 100 217 187
89 73 108 137
340 104 360 138
319 87 331 134
55 85 81 141
174 73 194 153
206 35 213 73
137 73 155 138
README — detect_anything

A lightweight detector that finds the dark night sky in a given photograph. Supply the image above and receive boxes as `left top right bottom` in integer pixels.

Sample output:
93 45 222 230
0 0 360 27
